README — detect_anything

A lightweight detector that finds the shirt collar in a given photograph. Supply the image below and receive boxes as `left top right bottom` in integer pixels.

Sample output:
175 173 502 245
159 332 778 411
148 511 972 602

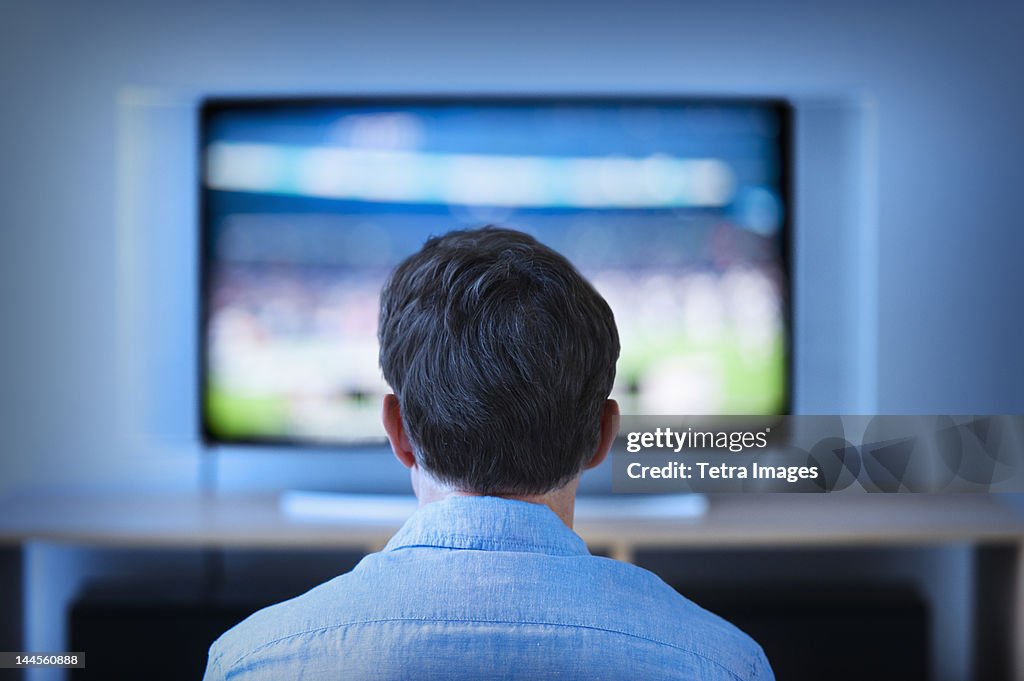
384 495 590 557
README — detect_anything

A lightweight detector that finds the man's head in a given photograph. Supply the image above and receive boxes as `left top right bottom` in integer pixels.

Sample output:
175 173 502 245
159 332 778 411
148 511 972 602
378 226 620 497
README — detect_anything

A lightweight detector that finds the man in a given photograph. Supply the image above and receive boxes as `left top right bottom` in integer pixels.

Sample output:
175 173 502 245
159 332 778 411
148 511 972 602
205 226 773 680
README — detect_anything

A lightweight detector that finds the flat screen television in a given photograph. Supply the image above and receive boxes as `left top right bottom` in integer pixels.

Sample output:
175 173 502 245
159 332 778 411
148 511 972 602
200 97 791 447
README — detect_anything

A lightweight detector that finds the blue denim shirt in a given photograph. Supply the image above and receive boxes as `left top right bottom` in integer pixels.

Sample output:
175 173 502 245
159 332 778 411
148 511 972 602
205 496 773 680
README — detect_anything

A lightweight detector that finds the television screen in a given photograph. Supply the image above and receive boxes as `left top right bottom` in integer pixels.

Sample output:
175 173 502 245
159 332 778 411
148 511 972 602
201 97 791 446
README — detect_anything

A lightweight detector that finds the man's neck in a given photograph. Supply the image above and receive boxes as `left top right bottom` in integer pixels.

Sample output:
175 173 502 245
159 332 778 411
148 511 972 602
411 469 579 528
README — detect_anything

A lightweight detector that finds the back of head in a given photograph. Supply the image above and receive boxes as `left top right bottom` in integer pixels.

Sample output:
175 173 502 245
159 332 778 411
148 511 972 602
378 226 620 496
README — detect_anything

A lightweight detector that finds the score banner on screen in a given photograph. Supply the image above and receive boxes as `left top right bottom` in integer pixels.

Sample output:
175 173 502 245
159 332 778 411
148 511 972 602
612 416 1024 493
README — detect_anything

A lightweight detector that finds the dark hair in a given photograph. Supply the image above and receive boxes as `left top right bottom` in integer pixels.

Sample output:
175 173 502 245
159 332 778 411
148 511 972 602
378 226 620 496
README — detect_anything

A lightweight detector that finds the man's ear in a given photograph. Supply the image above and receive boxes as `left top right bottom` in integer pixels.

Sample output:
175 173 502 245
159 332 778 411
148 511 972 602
382 394 416 469
584 399 620 471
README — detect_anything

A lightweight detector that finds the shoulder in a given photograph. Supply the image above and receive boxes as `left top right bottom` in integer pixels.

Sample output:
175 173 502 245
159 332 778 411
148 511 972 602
584 557 773 680
205 573 358 677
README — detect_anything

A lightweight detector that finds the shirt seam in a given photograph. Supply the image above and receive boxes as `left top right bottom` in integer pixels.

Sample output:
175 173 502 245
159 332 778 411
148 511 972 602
224 616 756 680
386 531 586 556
